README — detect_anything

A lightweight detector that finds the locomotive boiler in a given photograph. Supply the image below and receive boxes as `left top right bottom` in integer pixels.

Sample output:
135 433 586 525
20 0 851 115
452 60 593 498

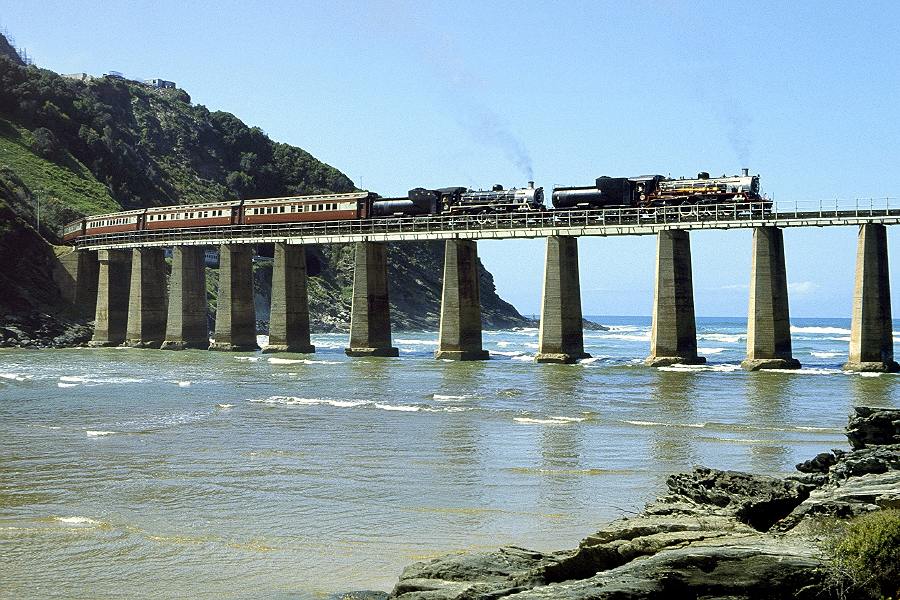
552 169 762 209
371 182 544 217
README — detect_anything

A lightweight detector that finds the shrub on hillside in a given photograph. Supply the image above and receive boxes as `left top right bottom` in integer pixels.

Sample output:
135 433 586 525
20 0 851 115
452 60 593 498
827 509 900 599
31 127 59 160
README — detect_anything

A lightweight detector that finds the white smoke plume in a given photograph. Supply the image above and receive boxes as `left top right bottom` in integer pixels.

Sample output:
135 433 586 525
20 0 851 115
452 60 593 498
452 100 534 181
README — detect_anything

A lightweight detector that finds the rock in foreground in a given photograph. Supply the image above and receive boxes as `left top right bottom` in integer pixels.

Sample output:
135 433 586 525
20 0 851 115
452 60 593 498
364 407 900 600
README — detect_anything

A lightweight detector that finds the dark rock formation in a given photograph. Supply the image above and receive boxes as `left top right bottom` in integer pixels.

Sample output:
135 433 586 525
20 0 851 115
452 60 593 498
367 407 900 600
846 406 900 448
0 312 92 349
663 468 812 531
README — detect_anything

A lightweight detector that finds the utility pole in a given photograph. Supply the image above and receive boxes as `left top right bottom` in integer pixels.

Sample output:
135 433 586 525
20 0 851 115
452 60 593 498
33 189 41 234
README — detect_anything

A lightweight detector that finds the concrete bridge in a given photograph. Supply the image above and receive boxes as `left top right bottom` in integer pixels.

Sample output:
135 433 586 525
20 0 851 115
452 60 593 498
60 200 900 371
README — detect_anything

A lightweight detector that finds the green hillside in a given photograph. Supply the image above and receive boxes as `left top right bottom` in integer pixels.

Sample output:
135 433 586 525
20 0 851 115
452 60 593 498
0 33 528 338
0 118 119 233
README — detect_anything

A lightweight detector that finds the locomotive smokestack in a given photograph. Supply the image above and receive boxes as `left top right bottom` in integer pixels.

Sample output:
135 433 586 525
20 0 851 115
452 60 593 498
741 167 749 177
528 180 534 189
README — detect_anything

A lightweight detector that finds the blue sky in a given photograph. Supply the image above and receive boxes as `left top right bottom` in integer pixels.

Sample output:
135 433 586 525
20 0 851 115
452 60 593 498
5 1 900 317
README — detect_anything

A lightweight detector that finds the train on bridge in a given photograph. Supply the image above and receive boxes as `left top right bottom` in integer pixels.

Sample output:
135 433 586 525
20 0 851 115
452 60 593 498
62 170 765 242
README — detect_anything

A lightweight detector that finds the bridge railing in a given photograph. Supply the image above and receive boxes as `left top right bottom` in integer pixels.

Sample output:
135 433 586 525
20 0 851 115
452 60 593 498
73 198 900 249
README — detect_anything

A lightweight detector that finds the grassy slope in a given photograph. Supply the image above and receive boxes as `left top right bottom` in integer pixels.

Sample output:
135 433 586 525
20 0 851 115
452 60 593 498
0 118 119 221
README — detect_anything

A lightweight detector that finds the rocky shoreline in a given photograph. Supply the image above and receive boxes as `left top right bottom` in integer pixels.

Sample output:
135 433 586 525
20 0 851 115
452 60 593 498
336 407 900 600
0 311 92 349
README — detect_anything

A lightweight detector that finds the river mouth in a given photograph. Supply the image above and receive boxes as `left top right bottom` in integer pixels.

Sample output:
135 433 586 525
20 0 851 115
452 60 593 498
0 316 895 597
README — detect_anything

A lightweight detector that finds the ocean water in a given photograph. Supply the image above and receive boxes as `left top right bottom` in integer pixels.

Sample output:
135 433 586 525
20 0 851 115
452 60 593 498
1 315 898 599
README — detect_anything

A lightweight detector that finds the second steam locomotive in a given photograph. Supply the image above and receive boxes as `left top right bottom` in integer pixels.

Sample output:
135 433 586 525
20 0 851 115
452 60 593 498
63 170 765 242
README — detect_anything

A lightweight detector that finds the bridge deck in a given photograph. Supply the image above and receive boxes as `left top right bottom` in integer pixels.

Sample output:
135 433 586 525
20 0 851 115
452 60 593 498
74 201 900 250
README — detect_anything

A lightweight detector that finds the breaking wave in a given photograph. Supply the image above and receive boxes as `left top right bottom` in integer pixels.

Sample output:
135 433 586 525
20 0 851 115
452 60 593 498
790 326 851 335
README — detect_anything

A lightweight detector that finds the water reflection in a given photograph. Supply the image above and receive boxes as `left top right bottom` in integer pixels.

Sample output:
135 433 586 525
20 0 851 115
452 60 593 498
646 369 699 471
535 365 587 510
848 372 897 408
425 362 490 531
437 360 489 395
347 356 392 401
745 371 793 472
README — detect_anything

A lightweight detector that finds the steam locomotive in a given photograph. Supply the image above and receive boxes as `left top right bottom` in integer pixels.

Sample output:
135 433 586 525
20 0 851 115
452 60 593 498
62 170 763 242
552 169 763 209
372 182 544 217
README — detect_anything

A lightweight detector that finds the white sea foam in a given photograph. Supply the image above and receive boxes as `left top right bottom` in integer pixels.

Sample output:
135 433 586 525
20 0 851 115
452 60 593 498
59 375 144 385
698 334 743 343
496 341 513 348
578 356 608 365
86 430 117 437
267 357 340 365
605 325 643 332
55 516 99 525
432 394 476 401
765 367 842 375
514 416 584 425
826 336 852 342
598 333 651 342
235 356 260 362
512 354 535 361
492 350 528 357
623 420 707 428
425 406 472 413
811 351 843 358
251 396 368 408
858 372 883 378
698 347 726 354
394 338 439 346
373 403 420 412
216 403 234 409
57 382 78 388
309 340 346 350
256 335 269 346
790 325 851 335
0 373 29 382
176 381 191 387
657 363 741 373
795 425 843 433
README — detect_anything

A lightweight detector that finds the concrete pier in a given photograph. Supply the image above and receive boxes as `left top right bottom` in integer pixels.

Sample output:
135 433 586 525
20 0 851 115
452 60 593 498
53 250 99 317
209 244 259 352
161 246 209 350
844 224 899 372
345 241 398 357
264 243 315 354
89 249 132 347
742 227 801 370
124 248 167 348
436 239 489 361
536 236 591 364
645 230 705 367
